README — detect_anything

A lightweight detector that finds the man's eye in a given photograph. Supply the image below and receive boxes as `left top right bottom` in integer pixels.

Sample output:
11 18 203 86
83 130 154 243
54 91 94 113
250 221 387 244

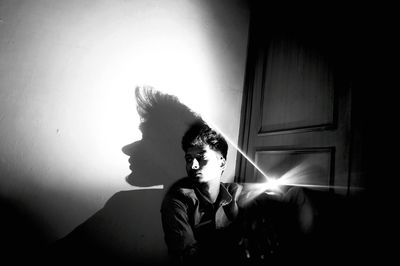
197 155 206 161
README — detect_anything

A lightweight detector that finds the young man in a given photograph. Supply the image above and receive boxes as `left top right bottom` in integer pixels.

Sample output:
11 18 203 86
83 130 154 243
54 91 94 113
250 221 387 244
161 121 243 265
161 120 320 265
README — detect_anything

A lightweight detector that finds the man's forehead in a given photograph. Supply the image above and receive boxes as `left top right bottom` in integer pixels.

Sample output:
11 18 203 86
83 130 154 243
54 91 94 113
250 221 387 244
185 145 208 155
185 145 221 157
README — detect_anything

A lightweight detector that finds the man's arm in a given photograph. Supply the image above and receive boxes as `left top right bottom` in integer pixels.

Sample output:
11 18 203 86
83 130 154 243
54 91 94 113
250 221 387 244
161 196 198 265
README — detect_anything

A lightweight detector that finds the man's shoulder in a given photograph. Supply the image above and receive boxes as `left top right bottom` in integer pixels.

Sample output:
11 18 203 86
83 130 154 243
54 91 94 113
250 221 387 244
221 182 243 196
165 177 197 199
221 182 242 190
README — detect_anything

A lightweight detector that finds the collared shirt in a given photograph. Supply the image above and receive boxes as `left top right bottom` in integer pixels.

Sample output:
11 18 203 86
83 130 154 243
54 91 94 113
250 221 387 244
161 177 242 264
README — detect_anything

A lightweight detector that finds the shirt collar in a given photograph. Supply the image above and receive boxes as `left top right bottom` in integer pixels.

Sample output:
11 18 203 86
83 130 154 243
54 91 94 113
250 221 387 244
218 183 233 206
193 182 233 207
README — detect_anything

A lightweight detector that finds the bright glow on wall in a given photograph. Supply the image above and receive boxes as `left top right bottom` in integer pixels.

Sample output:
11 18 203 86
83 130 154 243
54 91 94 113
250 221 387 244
0 0 249 238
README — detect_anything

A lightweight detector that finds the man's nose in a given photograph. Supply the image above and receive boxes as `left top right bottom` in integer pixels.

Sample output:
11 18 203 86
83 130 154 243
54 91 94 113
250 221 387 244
191 159 199 170
122 141 140 156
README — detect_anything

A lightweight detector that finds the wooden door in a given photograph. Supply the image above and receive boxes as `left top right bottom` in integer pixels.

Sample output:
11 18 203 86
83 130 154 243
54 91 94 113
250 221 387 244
235 4 364 196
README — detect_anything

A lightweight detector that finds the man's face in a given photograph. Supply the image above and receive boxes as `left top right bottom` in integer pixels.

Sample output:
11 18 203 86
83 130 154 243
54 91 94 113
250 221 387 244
185 145 226 183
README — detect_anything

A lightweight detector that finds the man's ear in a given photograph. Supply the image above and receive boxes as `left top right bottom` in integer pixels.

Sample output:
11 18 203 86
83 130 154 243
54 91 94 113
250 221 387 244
220 157 227 170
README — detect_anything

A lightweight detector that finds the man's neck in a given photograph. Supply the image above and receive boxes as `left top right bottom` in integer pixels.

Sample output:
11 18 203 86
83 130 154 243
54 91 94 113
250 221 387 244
198 178 220 203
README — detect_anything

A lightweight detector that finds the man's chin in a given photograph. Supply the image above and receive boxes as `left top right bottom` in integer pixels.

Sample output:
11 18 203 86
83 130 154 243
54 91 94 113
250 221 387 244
125 172 159 187
193 175 212 184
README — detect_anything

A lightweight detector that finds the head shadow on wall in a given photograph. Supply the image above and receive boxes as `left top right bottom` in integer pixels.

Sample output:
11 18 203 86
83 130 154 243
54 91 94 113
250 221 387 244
47 86 202 265
123 86 202 189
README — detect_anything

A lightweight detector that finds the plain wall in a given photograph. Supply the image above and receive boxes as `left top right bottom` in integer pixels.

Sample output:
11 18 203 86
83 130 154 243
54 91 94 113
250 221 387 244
0 0 249 253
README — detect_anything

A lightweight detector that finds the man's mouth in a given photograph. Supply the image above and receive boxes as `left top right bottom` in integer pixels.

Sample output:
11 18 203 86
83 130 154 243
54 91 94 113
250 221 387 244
194 172 202 177
128 157 135 169
189 171 201 177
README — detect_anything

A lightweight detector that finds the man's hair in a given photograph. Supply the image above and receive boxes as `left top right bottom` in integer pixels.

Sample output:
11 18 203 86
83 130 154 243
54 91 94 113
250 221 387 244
181 120 228 159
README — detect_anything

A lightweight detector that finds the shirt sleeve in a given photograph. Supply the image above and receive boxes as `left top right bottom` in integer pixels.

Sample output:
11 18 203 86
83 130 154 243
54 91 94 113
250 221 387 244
161 194 199 264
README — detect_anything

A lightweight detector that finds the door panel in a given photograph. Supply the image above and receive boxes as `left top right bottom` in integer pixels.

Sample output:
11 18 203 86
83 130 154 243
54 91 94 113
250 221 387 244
254 148 333 191
261 38 335 134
